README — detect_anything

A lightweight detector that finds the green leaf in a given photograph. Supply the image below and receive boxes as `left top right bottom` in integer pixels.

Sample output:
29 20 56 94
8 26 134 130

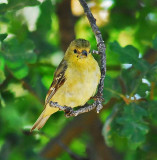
23 0 40 6
153 36 157 50
103 75 121 103
102 106 119 147
2 38 36 62
0 0 40 13
147 101 157 124
0 93 5 107
0 3 7 14
146 62 157 82
116 103 149 147
10 64 29 79
0 55 5 70
0 70 6 84
136 82 150 97
109 41 149 72
121 68 138 94
9 17 28 41
103 75 115 102
0 34 8 42
36 0 53 36
0 105 23 132
1 38 37 79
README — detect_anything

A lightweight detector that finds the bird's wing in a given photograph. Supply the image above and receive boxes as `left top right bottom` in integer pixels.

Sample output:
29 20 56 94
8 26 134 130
45 59 67 106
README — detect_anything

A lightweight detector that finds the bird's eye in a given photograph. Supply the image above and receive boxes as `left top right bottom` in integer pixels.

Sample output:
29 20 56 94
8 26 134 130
74 49 77 53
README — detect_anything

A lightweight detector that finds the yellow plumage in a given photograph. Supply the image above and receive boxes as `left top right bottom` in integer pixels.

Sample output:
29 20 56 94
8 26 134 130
31 39 101 131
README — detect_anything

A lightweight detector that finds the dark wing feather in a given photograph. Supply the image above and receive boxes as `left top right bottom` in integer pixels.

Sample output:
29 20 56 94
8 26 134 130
45 59 67 106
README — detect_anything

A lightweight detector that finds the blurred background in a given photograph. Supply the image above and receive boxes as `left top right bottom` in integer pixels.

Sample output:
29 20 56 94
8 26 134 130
0 0 157 159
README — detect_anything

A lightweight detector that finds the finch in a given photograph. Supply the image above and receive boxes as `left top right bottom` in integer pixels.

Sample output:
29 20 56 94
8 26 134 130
31 39 101 132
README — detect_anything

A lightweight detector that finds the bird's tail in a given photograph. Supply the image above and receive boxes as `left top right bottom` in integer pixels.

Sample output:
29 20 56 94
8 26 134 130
30 110 50 132
30 105 59 132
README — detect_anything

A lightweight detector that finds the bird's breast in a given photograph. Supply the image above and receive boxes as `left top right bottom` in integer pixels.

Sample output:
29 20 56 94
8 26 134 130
51 59 101 107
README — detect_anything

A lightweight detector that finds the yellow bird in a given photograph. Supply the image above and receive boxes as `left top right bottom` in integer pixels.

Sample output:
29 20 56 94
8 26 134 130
31 39 101 132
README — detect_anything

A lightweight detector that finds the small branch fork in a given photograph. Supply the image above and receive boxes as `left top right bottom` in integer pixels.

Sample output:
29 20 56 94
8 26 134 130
49 0 106 117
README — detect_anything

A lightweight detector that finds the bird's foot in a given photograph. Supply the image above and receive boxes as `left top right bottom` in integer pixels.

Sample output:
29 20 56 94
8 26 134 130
95 100 103 113
50 101 74 117
64 107 74 118
49 101 67 111
91 94 104 113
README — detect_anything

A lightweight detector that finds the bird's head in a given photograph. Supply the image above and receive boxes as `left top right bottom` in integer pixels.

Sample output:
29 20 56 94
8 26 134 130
65 39 91 61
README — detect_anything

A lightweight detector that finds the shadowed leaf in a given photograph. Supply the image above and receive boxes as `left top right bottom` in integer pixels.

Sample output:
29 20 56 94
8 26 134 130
109 41 149 72
0 34 8 42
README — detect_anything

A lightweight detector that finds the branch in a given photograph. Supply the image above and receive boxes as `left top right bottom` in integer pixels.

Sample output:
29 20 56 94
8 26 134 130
49 0 106 115
50 101 98 117
41 98 117 159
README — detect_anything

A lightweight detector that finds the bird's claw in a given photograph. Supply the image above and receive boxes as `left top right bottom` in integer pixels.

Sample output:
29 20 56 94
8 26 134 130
64 107 73 118
96 102 103 113
90 95 104 102
93 95 104 113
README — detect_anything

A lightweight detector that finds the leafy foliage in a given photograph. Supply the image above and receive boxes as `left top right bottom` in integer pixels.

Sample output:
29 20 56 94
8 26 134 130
116 104 148 147
109 41 149 72
1 38 36 79
0 0 40 14
0 0 157 160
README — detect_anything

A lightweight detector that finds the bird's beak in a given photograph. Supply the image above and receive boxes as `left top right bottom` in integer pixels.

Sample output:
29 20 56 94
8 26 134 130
82 50 87 57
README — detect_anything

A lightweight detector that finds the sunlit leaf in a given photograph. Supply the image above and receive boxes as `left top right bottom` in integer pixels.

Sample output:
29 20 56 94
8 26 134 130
10 64 29 79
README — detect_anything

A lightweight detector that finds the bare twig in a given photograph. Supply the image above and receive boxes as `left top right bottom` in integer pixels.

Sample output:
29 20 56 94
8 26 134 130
49 0 106 116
